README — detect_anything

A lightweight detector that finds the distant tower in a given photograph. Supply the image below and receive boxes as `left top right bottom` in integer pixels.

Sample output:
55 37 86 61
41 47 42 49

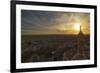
79 25 83 36
77 25 85 59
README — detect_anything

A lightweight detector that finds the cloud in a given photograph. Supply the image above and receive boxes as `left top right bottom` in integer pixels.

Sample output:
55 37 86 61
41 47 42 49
21 10 90 35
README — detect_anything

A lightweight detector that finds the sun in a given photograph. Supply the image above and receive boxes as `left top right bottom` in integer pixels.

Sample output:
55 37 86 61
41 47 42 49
74 23 81 31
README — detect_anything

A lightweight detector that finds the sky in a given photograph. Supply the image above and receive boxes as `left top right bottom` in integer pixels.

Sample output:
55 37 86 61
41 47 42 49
21 10 90 35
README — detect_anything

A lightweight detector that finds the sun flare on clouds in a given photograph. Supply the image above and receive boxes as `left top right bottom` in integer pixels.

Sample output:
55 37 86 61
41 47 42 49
21 10 90 35
74 23 81 31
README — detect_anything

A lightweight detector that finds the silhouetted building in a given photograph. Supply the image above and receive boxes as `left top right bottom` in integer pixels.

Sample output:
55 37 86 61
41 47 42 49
77 25 85 59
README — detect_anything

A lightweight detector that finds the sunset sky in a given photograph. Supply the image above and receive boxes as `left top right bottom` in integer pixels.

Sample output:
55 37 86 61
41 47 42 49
21 10 90 35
